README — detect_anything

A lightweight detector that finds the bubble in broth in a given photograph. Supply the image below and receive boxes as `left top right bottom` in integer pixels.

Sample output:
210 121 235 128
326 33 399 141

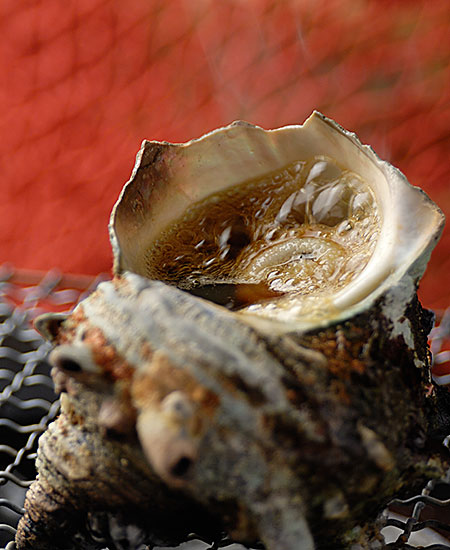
145 157 380 312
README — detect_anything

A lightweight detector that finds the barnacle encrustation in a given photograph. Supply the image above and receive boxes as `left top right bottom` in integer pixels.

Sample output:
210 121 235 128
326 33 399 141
17 113 446 550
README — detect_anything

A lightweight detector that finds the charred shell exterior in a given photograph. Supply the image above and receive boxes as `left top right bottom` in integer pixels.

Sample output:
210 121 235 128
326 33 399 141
17 114 446 550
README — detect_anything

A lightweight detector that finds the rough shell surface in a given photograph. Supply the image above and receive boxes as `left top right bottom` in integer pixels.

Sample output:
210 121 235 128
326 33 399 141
17 273 450 550
17 115 447 550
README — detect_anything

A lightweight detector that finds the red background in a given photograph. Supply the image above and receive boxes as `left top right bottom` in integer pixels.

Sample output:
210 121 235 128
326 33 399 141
0 0 449 310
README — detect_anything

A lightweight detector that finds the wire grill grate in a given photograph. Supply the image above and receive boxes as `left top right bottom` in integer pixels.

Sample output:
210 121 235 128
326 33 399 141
1 266 450 550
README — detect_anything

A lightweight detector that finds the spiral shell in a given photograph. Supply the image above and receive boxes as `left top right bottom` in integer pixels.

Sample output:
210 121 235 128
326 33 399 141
17 114 447 550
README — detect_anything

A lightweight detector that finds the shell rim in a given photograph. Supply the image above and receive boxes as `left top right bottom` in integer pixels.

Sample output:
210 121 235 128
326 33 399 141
108 112 445 334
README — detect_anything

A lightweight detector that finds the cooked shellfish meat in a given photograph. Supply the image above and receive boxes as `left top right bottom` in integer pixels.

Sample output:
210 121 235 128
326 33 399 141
147 156 380 319
111 113 444 331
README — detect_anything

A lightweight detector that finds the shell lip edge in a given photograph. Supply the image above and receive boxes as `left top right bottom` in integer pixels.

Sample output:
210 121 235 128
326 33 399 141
108 114 318 275
107 112 346 275
108 112 445 332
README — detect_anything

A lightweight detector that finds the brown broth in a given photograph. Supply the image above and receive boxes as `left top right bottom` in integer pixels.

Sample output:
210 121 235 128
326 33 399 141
145 156 380 310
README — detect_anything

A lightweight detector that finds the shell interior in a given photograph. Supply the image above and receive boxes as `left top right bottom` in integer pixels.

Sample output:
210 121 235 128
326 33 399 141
110 113 444 332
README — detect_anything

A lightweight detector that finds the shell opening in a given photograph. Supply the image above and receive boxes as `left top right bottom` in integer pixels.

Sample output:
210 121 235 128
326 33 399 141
143 156 380 318
170 455 194 479
48 344 100 375
110 114 444 330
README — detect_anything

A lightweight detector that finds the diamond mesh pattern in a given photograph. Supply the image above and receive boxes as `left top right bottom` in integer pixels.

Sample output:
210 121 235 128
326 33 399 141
0 267 100 549
0 0 449 312
2 2 449 547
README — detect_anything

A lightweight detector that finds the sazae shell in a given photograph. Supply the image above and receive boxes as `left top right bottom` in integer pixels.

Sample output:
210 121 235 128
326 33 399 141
110 112 444 332
17 114 448 550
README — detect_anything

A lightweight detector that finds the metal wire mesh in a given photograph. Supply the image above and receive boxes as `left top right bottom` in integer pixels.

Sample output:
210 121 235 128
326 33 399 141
1 267 450 550
0 267 105 550
2 2 449 547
